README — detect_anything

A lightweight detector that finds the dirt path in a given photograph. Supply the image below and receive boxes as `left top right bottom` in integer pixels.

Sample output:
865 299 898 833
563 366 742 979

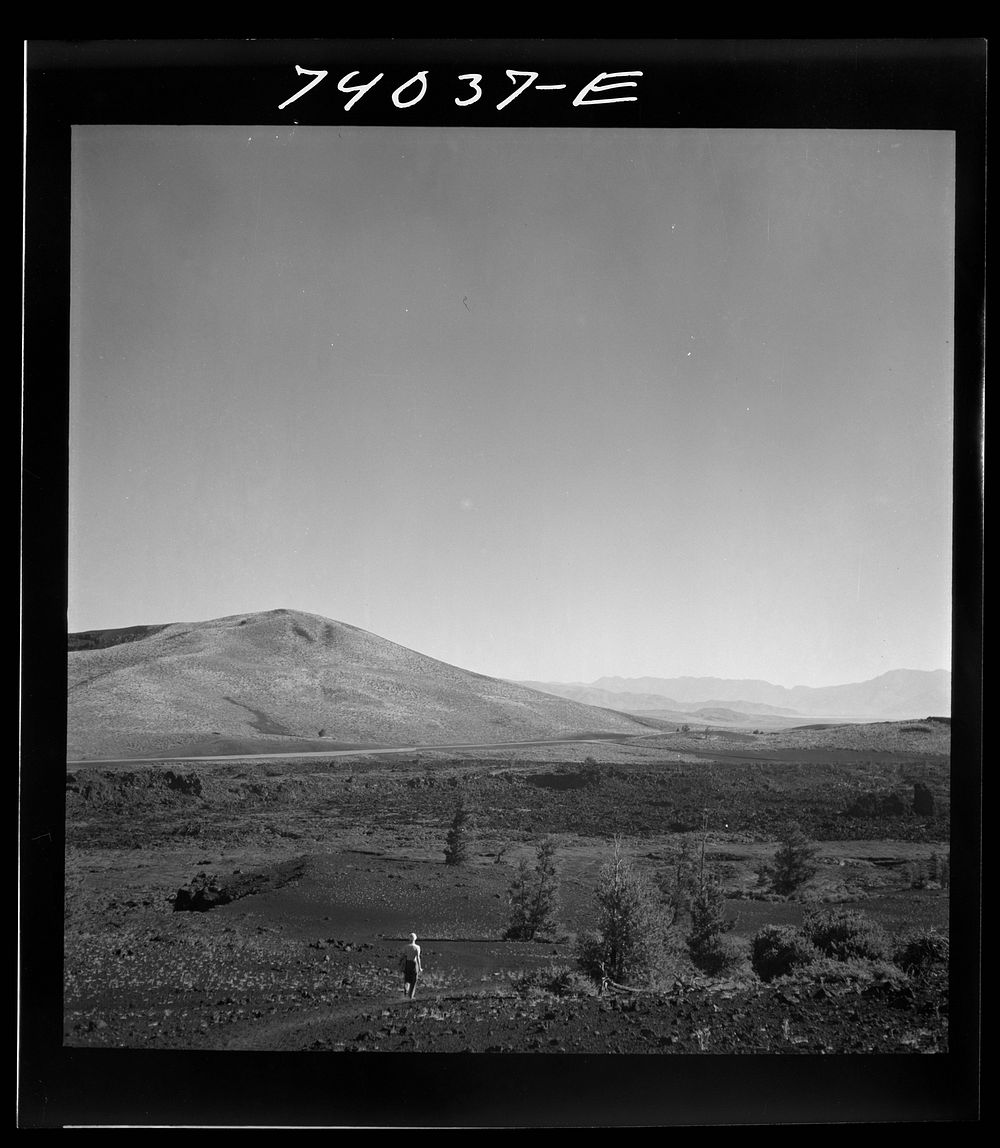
219 986 501 1051
67 734 648 767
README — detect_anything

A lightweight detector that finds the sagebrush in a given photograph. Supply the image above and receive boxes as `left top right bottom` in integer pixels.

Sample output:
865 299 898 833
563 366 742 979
750 925 819 982
893 928 949 973
800 907 891 962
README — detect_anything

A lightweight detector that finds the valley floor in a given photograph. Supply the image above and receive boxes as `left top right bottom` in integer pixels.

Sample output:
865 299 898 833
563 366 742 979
63 743 953 1058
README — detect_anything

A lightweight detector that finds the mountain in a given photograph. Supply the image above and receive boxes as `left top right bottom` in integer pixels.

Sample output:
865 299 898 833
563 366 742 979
67 609 662 760
694 699 803 717
516 682 685 713
530 670 951 721
516 683 804 720
593 676 784 705
780 670 952 720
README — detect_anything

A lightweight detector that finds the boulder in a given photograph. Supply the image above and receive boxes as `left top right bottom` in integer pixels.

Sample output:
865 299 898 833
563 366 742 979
173 871 231 912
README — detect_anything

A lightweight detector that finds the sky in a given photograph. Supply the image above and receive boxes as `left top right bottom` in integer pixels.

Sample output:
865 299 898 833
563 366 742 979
69 126 955 687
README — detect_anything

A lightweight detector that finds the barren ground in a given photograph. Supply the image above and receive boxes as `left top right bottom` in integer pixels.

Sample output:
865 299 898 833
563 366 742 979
63 724 951 1056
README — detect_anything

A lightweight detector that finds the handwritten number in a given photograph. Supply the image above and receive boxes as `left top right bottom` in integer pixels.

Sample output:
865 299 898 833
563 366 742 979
456 73 483 107
496 70 539 111
280 66 642 112
337 71 385 111
278 65 329 110
392 71 429 109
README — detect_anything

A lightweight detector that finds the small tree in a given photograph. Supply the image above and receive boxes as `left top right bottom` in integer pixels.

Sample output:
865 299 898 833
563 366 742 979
658 835 700 927
506 836 561 940
686 873 738 975
580 757 602 787
912 781 935 816
507 856 533 934
761 822 819 896
577 836 662 986
443 800 472 866
927 851 950 887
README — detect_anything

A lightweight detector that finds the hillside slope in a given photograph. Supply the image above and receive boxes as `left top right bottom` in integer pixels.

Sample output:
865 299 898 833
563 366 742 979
67 609 660 760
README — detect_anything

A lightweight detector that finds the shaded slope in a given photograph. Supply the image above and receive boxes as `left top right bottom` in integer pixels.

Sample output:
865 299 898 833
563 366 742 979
67 610 660 759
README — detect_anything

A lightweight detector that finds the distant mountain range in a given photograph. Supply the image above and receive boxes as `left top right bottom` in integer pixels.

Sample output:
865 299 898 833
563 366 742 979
517 669 951 722
67 609 664 760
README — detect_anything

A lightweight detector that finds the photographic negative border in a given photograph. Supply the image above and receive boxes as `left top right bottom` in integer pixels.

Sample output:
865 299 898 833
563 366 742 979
21 38 984 1128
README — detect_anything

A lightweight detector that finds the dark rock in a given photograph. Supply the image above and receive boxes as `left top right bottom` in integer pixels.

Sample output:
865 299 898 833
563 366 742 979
163 770 203 797
172 873 232 912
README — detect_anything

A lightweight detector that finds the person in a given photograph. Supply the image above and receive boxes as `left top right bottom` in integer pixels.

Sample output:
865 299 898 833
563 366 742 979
399 932 422 1000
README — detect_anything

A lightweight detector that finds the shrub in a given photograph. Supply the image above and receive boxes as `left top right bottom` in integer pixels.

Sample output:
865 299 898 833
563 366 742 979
510 964 595 998
893 928 949 973
576 837 663 986
760 822 819 896
795 957 908 989
505 837 561 941
801 907 891 962
686 877 739 975
750 925 820 982
443 800 472 866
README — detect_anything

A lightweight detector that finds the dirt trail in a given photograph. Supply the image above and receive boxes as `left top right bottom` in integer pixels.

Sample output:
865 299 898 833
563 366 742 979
67 735 643 766
219 986 500 1051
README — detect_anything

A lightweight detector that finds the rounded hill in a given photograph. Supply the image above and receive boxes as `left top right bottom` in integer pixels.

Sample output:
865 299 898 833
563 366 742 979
67 609 659 760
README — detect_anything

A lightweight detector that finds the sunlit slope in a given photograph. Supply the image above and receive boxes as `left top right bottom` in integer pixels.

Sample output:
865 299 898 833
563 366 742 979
67 609 659 759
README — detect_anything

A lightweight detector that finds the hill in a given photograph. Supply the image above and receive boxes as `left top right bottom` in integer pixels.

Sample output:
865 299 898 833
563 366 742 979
67 609 662 760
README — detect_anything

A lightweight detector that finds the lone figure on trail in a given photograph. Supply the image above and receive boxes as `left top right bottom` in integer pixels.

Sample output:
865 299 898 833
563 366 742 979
400 932 423 1000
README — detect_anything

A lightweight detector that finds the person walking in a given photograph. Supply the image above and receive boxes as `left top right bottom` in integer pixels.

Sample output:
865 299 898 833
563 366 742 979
400 932 423 1000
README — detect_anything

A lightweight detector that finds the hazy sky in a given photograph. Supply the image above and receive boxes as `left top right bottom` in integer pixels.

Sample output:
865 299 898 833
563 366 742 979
69 126 954 686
